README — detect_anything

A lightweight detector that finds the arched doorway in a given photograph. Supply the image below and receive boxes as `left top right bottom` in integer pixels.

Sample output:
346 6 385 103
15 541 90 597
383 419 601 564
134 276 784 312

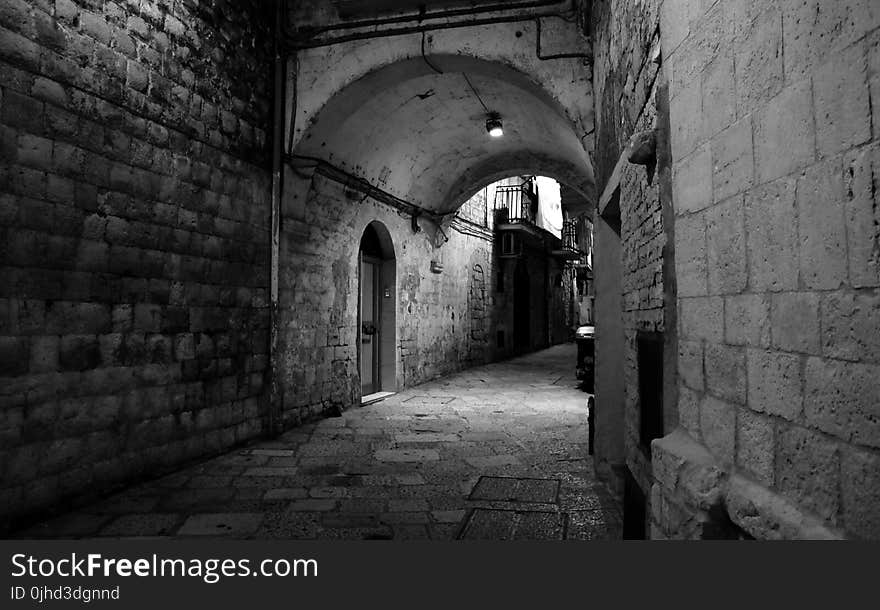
359 222 397 398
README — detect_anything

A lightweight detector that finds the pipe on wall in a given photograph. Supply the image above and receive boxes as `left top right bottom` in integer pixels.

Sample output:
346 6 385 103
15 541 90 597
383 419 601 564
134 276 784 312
285 0 589 61
294 0 569 37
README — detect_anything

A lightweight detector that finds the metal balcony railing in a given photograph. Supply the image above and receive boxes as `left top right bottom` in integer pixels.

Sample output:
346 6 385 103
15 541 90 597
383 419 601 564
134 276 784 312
493 182 538 226
561 219 577 251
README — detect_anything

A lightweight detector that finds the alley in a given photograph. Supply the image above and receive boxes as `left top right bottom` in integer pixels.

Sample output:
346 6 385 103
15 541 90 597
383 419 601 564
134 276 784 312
15 344 620 540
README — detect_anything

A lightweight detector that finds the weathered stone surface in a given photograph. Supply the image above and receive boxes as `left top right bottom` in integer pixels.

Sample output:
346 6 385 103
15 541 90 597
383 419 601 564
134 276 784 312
842 143 880 288
753 79 815 184
744 178 799 292
796 158 848 290
674 213 707 297
770 292 820 354
0 0 274 530
746 349 803 421
699 395 735 465
705 196 746 295
841 446 880 539
820 291 880 363
724 294 770 347
733 3 783 116
803 358 880 449
177 513 263 537
679 296 723 342
711 117 753 202
776 426 841 524
736 408 775 488
678 340 703 392
704 343 745 404
673 143 712 214
726 475 843 540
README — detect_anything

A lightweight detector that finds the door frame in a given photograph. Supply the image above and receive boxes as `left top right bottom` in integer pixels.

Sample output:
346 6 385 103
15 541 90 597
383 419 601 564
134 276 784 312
360 252 382 394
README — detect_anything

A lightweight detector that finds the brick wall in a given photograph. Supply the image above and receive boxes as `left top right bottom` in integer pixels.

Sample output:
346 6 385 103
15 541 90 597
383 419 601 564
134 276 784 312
0 0 274 532
655 0 880 539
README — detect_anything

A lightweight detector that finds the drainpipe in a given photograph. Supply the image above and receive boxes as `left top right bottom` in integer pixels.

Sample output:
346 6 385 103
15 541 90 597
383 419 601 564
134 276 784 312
269 0 285 436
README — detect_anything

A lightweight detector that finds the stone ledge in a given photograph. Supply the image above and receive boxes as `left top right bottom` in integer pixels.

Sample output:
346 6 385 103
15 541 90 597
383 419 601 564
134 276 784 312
652 428 726 511
726 475 844 540
651 428 845 539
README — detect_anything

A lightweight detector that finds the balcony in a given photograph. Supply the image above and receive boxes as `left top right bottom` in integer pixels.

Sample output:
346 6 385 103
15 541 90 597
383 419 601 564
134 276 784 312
551 219 582 260
493 183 539 230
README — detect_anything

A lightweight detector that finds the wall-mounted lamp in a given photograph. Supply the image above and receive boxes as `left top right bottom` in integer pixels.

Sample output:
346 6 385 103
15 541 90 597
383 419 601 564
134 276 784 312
486 113 504 138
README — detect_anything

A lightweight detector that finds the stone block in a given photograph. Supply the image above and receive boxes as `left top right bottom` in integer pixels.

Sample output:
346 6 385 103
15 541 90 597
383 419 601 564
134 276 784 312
726 474 843 540
813 41 871 158
744 177 798 292
700 50 735 139
736 407 775 488
770 292 820 354
776 425 840 524
782 0 873 83
705 196 746 295
724 293 770 347
174 333 195 361
58 335 100 372
821 291 880 363
711 116 753 202
673 143 712 214
29 335 59 373
13 299 46 335
660 0 691 56
699 395 735 465
679 296 723 343
796 158 847 290
670 78 703 161
804 358 880 449
841 446 880 539
674 213 707 297
753 79 815 184
678 340 703 392
46 301 111 334
704 343 745 404
733 3 783 116
0 336 29 376
677 383 701 439
843 143 880 288
133 304 162 333
746 349 802 421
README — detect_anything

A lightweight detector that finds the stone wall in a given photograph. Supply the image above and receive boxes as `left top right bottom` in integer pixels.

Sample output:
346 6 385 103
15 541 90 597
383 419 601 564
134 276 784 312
591 0 671 515
0 0 274 532
654 0 880 539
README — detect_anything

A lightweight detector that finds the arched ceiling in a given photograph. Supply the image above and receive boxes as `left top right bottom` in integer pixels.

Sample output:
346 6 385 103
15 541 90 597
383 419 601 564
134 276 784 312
294 54 595 217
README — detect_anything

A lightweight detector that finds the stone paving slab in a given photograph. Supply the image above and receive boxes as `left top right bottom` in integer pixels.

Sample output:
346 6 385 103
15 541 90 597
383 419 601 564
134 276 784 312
468 476 561 503
15 344 621 541
177 513 263 537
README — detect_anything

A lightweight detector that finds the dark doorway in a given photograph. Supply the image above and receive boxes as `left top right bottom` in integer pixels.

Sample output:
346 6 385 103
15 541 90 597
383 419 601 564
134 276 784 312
513 259 530 350
622 468 646 540
637 331 664 457
358 222 396 398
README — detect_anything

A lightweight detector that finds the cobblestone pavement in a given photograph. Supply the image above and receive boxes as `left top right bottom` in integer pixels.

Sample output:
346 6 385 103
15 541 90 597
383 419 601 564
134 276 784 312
17 344 621 540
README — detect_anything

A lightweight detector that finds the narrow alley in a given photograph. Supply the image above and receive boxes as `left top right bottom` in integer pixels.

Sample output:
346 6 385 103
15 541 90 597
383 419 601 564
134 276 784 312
15 345 619 540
